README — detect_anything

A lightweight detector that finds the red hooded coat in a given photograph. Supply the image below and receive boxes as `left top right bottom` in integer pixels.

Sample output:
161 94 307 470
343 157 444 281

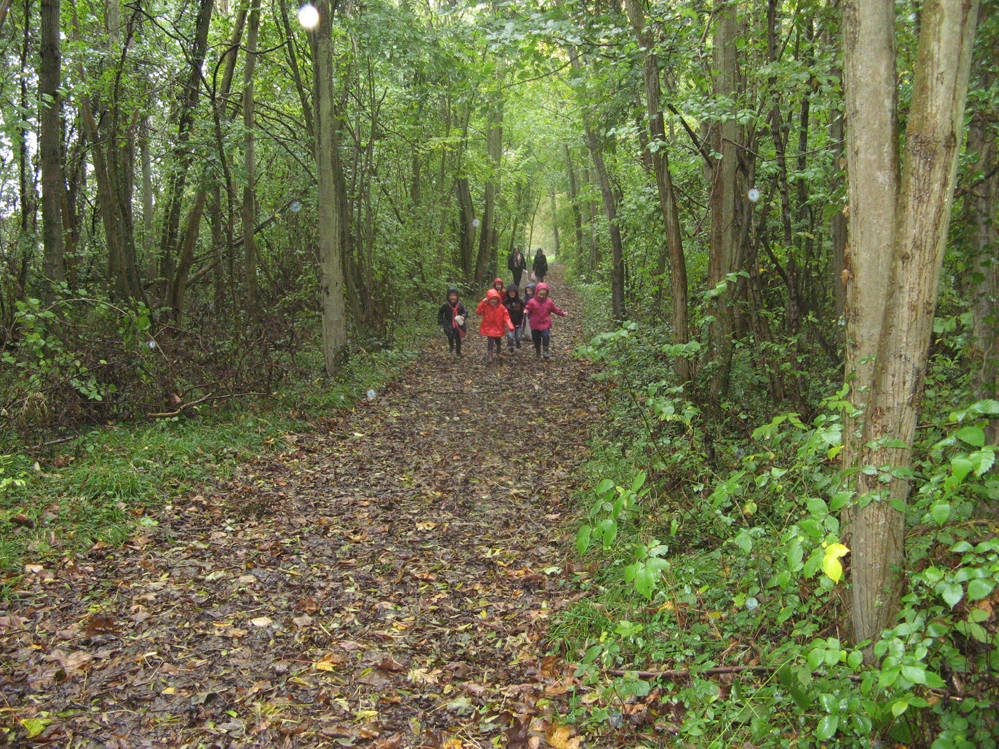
476 289 515 337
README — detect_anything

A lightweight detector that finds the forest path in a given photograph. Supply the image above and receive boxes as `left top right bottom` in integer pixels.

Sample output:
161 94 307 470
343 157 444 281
2 270 616 748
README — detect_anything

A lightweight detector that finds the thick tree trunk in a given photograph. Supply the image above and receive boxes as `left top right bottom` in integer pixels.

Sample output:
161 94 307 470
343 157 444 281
624 0 690 380
841 0 900 476
849 0 979 650
39 0 65 297
312 0 348 373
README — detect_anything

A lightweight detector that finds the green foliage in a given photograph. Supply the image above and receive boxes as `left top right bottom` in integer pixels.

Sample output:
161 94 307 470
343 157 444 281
556 316 999 748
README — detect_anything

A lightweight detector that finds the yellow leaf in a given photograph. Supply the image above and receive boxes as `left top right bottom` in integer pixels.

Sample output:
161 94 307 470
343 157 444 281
821 555 844 584
19 717 54 738
826 543 850 559
547 724 572 749
442 740 463 749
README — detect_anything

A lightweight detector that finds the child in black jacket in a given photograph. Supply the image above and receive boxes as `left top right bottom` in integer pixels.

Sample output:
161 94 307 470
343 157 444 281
437 288 467 357
503 283 525 352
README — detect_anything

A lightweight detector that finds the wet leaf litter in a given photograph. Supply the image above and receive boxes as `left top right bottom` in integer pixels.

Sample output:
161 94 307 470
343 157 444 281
1 274 625 748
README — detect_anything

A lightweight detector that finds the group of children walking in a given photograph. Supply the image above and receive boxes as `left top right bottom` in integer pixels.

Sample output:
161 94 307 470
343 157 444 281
436 274 567 363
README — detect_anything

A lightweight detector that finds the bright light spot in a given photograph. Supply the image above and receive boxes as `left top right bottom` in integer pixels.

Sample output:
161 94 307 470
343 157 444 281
298 4 319 29
290 201 302 213
472 218 481 228
747 188 761 202
745 597 759 610
366 389 376 400
148 340 156 349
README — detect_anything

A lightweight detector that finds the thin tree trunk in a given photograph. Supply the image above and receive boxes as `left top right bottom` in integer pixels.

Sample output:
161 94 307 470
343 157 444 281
704 0 742 398
564 145 585 258
17 0 35 293
312 0 348 373
39 0 65 297
624 0 689 379
242 0 261 310
965 44 999 450
157 0 214 306
475 99 503 286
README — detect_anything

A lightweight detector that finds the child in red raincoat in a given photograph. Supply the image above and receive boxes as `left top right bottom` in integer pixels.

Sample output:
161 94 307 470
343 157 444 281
476 288 514 364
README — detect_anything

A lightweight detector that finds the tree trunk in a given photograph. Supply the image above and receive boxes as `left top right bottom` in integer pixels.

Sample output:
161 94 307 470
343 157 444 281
312 0 348 373
829 70 847 321
623 0 690 380
849 0 979 650
242 0 261 310
585 125 625 320
157 0 214 306
841 0 900 479
564 145 585 259
39 0 65 298
475 99 503 286
140 118 156 282
965 13 999 450
17 0 35 294
704 0 743 398
455 177 476 280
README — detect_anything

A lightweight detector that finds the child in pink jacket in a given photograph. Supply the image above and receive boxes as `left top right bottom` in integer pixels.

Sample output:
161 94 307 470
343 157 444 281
476 288 515 363
523 282 567 360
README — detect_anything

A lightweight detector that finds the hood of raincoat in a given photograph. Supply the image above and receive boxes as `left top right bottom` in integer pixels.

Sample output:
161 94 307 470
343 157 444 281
445 287 460 303
486 288 502 302
493 277 505 288
505 283 520 298
535 282 550 295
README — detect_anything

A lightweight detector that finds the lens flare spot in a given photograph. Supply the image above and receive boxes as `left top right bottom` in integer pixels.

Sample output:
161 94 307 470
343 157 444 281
298 4 319 28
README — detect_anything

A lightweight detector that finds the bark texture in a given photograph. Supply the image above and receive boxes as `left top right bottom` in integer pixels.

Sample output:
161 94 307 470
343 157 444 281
849 0 980 649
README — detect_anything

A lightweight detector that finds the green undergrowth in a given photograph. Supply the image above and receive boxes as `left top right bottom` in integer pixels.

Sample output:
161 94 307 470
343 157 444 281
554 319 999 748
0 324 422 588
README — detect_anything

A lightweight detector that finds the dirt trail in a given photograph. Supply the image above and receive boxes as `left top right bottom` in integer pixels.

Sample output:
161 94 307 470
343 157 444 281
1 272 614 748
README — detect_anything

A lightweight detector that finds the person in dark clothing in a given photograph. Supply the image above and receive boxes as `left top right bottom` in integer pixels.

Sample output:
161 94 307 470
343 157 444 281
532 249 548 283
507 247 527 287
503 283 525 351
437 288 467 357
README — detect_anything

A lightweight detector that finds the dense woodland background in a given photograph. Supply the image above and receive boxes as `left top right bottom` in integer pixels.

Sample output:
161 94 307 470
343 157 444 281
4 0 999 745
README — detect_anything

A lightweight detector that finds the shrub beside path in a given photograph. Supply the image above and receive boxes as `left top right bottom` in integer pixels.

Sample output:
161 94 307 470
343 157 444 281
1 271 621 748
